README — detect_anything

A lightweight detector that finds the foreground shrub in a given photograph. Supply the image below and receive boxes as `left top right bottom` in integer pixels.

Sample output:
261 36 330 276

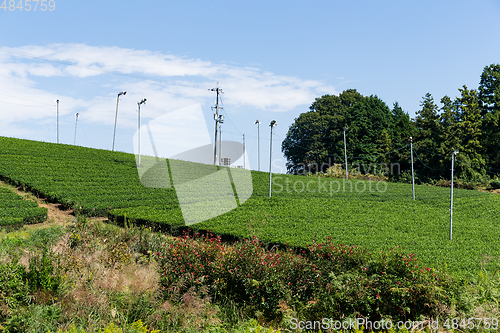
154 232 459 323
0 262 31 312
26 246 61 295
490 179 500 189
306 241 455 321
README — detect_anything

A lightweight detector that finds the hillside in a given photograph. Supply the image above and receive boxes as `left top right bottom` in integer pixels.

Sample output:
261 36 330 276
0 136 499 278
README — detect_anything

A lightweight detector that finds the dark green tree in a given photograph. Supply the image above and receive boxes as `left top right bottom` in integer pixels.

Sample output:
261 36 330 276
282 90 361 174
389 102 412 178
412 93 441 180
479 64 500 113
478 64 500 171
282 90 397 175
454 85 485 179
391 102 412 146
437 95 460 178
348 95 394 162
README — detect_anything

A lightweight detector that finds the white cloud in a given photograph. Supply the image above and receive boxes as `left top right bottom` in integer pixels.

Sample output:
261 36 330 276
0 43 336 144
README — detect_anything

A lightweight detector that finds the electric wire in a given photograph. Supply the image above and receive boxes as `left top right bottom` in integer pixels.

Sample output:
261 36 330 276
412 147 441 171
414 146 500 175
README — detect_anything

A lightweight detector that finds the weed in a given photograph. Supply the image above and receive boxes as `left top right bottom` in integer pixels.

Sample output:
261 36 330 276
27 226 64 248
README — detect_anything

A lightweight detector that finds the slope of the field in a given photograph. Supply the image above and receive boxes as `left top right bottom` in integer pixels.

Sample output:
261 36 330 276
0 136 180 217
0 136 499 278
0 185 47 226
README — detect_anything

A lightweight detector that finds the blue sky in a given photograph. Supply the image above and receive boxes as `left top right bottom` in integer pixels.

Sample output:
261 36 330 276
0 0 499 173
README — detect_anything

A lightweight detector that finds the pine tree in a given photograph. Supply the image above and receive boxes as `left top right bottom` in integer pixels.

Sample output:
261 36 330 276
478 64 500 171
436 96 460 178
454 86 485 179
413 93 441 180
390 102 411 179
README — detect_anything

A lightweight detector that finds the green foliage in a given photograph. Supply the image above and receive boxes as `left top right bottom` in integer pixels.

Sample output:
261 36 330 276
282 65 500 184
479 63 500 111
490 179 500 189
0 217 23 227
0 186 47 228
5 304 62 333
0 136 178 218
52 319 283 333
1 135 499 280
68 232 82 248
479 63 500 171
95 320 159 333
454 86 485 179
0 235 25 263
412 93 442 180
154 233 458 323
281 90 402 175
0 262 31 310
27 226 64 248
26 246 61 294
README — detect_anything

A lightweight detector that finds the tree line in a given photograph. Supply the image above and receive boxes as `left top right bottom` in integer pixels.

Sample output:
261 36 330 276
281 64 500 182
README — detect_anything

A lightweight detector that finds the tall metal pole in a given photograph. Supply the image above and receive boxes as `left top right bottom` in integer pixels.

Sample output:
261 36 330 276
410 137 415 200
138 102 141 167
137 98 147 167
343 126 348 179
112 91 126 151
269 120 276 198
243 134 246 169
56 99 59 143
450 149 458 240
255 120 261 171
74 113 79 145
210 82 223 165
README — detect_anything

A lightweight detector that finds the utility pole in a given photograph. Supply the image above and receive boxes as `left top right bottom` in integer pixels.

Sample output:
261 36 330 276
219 120 222 166
269 120 277 198
450 148 459 240
112 91 126 151
74 113 79 145
255 120 261 171
410 137 415 200
56 99 59 143
210 82 223 165
243 134 246 169
137 98 147 167
343 126 348 179
218 114 224 166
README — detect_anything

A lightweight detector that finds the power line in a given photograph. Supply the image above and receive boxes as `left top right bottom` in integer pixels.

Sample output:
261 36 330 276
277 131 500 178
0 92 55 107
275 131 409 160
0 100 52 110
412 147 440 171
414 145 500 175
77 121 93 147
218 94 243 136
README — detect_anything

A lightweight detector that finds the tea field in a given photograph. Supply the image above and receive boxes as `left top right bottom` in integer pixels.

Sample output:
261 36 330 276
0 136 499 278
0 185 47 227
